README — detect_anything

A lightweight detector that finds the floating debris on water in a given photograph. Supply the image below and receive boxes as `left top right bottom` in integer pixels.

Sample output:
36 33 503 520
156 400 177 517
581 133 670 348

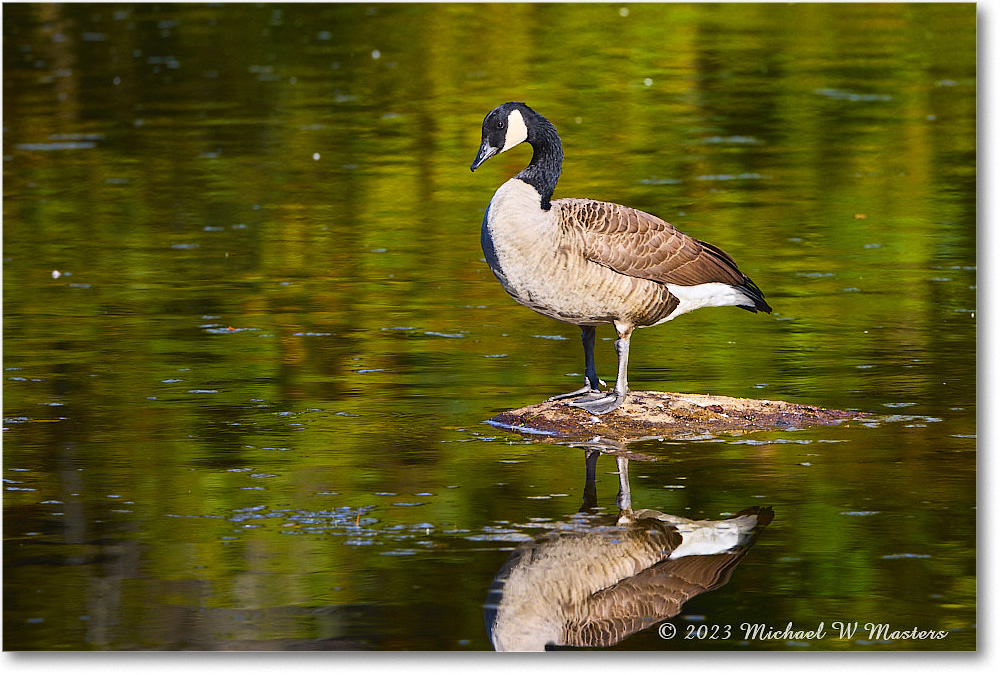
814 87 893 102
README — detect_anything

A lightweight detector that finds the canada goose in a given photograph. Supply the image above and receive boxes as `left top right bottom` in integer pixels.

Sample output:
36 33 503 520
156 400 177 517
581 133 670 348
471 102 772 414
484 451 773 651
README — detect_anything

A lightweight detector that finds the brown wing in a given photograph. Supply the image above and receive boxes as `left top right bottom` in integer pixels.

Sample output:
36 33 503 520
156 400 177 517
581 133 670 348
555 198 749 287
560 506 774 648
561 552 750 648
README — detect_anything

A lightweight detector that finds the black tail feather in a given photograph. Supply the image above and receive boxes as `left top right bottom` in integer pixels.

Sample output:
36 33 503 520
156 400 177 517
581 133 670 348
697 239 772 314
738 276 772 314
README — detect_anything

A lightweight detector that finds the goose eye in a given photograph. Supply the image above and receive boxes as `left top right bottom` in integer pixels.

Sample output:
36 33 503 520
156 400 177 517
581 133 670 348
496 120 505 129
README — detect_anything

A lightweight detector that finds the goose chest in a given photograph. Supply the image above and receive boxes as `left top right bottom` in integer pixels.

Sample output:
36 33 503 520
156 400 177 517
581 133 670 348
482 179 615 325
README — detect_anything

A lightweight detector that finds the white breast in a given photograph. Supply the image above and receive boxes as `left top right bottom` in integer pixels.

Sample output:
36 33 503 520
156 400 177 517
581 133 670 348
481 179 563 308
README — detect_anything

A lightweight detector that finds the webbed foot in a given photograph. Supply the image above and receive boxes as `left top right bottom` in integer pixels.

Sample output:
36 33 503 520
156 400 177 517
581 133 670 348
548 384 604 402
567 391 627 415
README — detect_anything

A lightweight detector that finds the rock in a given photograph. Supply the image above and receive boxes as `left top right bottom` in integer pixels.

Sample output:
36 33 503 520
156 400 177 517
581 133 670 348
487 391 866 444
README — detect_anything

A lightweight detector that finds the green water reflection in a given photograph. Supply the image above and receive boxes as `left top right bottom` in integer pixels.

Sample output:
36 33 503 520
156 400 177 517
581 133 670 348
4 3 975 650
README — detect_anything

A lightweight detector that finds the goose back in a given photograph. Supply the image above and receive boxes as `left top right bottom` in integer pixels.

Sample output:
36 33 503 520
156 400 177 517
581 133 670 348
554 197 769 312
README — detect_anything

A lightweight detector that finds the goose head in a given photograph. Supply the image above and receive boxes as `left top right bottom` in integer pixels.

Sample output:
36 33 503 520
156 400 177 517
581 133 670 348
470 102 531 171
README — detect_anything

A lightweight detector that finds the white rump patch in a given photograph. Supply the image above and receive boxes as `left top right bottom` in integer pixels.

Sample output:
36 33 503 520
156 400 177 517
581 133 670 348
668 520 747 559
661 282 754 322
502 108 528 152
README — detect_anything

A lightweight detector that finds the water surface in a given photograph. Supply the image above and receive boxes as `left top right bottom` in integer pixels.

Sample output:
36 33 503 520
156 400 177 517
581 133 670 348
3 3 975 651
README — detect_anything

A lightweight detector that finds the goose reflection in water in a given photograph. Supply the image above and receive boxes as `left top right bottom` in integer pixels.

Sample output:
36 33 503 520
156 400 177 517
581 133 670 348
484 449 773 651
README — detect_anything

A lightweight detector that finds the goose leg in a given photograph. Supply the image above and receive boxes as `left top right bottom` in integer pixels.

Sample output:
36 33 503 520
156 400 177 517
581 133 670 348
568 324 632 414
578 447 601 512
615 456 634 525
548 326 604 402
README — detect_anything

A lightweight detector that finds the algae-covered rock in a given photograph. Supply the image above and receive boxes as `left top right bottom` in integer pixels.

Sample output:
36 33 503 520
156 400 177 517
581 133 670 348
488 391 864 443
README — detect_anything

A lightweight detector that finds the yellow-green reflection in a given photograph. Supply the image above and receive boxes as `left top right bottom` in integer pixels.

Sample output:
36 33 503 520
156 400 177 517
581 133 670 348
3 3 974 650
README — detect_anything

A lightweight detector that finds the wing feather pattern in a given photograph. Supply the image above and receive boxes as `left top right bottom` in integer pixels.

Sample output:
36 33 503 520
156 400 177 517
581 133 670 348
555 198 770 311
561 552 748 647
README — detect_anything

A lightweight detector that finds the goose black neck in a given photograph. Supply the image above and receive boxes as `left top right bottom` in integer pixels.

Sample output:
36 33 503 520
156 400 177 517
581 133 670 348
516 113 563 211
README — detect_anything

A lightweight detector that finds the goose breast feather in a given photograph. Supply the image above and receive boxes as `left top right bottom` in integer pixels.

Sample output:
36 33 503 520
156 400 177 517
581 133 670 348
554 198 748 288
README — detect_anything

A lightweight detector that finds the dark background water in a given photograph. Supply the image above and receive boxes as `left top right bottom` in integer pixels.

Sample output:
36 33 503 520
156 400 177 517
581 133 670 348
3 2 975 651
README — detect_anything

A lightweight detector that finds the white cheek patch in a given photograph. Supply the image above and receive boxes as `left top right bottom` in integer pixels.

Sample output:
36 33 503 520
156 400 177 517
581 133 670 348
501 108 528 152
